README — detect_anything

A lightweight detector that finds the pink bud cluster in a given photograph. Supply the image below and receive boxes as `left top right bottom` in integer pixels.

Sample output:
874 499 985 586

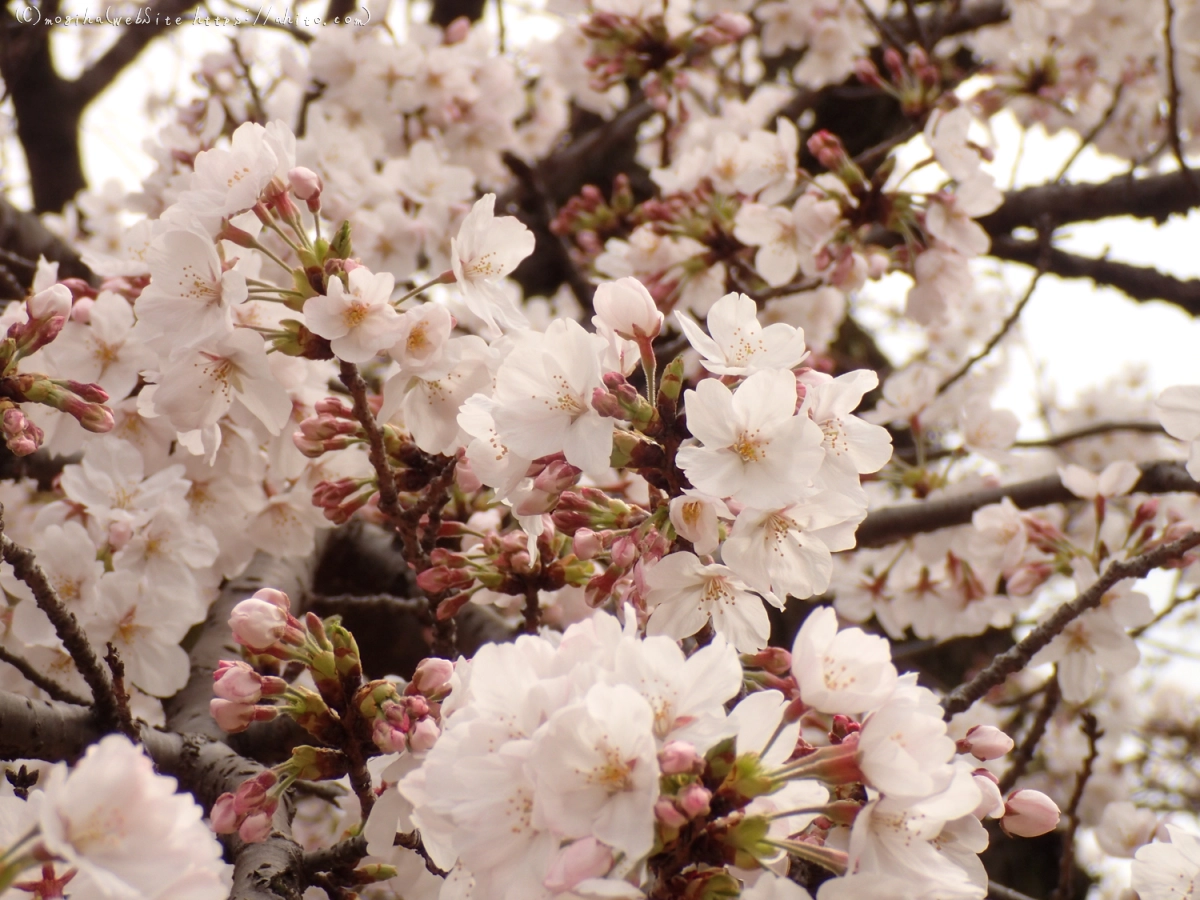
293 397 362 458
210 660 288 733
211 770 280 843
359 657 453 755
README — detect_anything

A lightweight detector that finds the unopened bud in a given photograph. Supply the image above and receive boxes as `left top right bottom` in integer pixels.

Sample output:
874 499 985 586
972 769 1005 819
654 797 688 829
659 741 700 775
288 166 322 201
677 783 712 818
1001 790 1060 837
958 724 1014 761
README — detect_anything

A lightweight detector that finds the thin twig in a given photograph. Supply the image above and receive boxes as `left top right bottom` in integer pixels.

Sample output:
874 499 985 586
0 527 125 733
942 530 1200 718
1055 83 1125 183
1013 420 1164 449
988 884 1041 900
396 829 450 877
1131 585 1200 637
1162 0 1199 193
0 645 89 706
1053 712 1102 900
938 227 1051 395
229 37 266 125
522 580 540 635
851 0 908 53
998 676 1060 794
338 362 403 525
103 643 138 741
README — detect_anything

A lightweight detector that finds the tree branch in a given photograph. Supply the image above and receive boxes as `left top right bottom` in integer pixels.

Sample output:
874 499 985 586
67 0 204 109
0 198 96 296
981 171 1200 235
990 235 1200 316
0 645 89 706
858 460 1200 549
941 530 1200 718
0 529 129 735
998 677 1060 794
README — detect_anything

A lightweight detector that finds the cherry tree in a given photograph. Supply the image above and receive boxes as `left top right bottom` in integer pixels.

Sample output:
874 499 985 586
3 0 1200 899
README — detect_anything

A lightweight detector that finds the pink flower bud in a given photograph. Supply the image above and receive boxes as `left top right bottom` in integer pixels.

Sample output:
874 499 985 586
654 798 688 829
27 284 71 321
514 488 555 517
543 837 614 893
287 166 323 200
611 535 638 568
455 457 482 492
677 783 712 819
107 520 133 551
532 460 582 494
959 724 1014 761
659 741 700 775
1001 790 1060 837
417 566 475 594
444 16 470 41
210 698 257 733
372 719 408 754
239 811 273 843
70 296 94 324
408 717 440 753
573 528 604 560
214 660 265 703
412 657 454 696
1006 562 1053 597
742 647 792 675
592 277 663 343
229 597 290 649
210 793 239 833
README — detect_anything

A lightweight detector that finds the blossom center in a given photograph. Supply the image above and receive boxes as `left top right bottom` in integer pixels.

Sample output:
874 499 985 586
733 430 765 462
342 302 370 329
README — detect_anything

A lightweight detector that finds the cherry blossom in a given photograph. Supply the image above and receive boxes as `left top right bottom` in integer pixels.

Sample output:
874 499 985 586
791 607 897 714
643 551 772 651
675 291 809 376
303 266 404 363
37 734 227 900
134 229 248 349
449 193 536 336
676 368 825 508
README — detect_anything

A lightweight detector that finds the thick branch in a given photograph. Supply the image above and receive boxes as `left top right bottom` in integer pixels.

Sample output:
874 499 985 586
67 0 204 108
0 198 96 296
0 645 88 705
857 460 1199 548
981 171 1200 235
991 235 1200 315
942 530 1200 718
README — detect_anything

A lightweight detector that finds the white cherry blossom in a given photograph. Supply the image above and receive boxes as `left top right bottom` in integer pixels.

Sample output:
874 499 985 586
303 266 404 363
450 193 536 336
675 291 809 376
676 368 825 508
643 551 772 651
